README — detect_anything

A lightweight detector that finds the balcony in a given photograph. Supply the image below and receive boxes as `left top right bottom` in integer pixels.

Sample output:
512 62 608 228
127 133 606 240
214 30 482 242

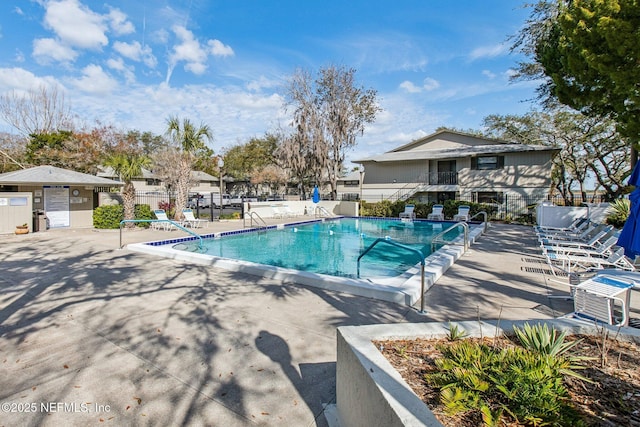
427 171 458 185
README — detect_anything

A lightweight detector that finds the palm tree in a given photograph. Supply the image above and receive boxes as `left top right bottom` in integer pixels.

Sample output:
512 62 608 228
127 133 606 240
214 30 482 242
165 116 212 220
104 153 151 228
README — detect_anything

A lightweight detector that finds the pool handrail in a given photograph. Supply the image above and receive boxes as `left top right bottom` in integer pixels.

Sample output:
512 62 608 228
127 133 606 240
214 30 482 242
245 211 268 229
469 211 488 232
315 206 333 217
431 221 469 253
119 219 203 251
357 237 427 314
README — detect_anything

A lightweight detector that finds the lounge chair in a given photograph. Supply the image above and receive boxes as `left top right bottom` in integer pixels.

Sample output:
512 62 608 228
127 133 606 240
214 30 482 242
152 209 175 231
537 223 606 244
546 247 636 275
427 204 444 221
282 205 299 217
399 204 416 220
453 205 470 221
542 235 618 258
535 220 596 240
539 226 614 249
534 217 589 234
271 205 292 219
182 209 208 228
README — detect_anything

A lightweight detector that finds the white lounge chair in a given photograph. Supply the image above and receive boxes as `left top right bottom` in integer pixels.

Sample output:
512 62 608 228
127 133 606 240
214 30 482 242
152 209 175 231
182 209 208 228
399 204 416 220
427 204 444 221
546 247 636 275
453 205 470 221
534 216 589 234
542 235 618 258
539 226 614 249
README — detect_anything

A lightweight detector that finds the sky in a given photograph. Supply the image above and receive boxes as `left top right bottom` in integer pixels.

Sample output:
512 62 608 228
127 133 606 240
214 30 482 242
0 0 542 168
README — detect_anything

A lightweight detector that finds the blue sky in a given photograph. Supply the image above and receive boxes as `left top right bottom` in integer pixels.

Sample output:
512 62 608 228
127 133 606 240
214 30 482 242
0 0 540 167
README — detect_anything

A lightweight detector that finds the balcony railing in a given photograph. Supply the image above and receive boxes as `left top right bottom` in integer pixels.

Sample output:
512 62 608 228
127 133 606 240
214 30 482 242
427 171 458 185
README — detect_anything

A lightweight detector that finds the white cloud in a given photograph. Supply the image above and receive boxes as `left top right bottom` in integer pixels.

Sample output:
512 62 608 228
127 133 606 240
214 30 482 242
113 41 157 68
107 57 135 83
166 25 235 83
33 38 78 63
246 76 278 92
469 43 508 61
399 81 422 93
13 7 24 15
422 77 440 91
70 64 118 94
482 70 497 79
399 77 440 93
107 7 134 36
0 67 62 94
43 0 108 50
208 39 234 57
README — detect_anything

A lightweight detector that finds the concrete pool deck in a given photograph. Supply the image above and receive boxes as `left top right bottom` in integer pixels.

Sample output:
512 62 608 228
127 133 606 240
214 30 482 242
1 221 638 426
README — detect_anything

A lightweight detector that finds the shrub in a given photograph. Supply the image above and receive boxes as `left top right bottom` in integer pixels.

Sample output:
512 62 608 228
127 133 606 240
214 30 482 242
93 204 154 229
606 199 630 228
93 205 124 229
425 323 590 426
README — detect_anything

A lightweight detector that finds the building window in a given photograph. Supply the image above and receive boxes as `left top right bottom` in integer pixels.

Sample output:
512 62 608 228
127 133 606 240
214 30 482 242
475 191 504 204
146 179 161 186
343 180 359 187
471 155 504 170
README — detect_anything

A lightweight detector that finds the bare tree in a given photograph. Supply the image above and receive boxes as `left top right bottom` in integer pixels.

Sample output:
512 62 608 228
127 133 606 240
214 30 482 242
0 85 74 136
0 132 27 172
281 66 380 200
317 65 379 199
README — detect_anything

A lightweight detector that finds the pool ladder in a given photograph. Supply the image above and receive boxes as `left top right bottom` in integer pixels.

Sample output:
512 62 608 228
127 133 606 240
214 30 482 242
357 237 428 314
245 211 268 230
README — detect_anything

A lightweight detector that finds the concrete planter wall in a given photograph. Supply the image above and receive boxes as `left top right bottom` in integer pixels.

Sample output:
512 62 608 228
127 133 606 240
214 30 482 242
333 319 640 427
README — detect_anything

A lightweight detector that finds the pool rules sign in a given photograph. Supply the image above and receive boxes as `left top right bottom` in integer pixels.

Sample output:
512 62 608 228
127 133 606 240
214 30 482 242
44 186 70 228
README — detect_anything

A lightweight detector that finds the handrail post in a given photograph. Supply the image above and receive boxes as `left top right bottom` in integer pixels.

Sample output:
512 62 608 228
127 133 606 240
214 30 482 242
357 237 428 314
431 221 469 253
469 210 488 232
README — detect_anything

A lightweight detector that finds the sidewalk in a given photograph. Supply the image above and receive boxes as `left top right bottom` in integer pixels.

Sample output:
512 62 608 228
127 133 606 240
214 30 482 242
0 222 635 426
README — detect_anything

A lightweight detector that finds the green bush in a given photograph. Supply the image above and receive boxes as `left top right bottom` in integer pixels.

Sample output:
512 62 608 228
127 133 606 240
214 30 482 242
360 199 494 220
93 204 153 229
606 199 630 228
425 323 589 426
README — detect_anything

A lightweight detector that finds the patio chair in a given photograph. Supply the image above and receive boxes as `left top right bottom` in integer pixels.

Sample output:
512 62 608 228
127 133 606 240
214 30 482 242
546 246 636 275
282 205 299 217
182 209 208 229
427 204 444 221
399 204 416 220
534 216 589 234
537 223 607 243
542 235 618 258
453 205 470 222
152 209 175 231
539 226 614 249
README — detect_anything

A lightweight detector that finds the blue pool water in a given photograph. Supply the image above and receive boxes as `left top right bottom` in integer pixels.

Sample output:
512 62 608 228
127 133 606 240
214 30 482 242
174 218 461 279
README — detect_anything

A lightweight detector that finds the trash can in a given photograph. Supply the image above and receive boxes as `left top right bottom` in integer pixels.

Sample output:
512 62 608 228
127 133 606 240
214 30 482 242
35 210 48 232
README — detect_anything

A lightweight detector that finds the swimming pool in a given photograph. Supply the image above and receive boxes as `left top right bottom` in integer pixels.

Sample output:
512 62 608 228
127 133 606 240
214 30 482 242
128 217 485 305
175 218 458 279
